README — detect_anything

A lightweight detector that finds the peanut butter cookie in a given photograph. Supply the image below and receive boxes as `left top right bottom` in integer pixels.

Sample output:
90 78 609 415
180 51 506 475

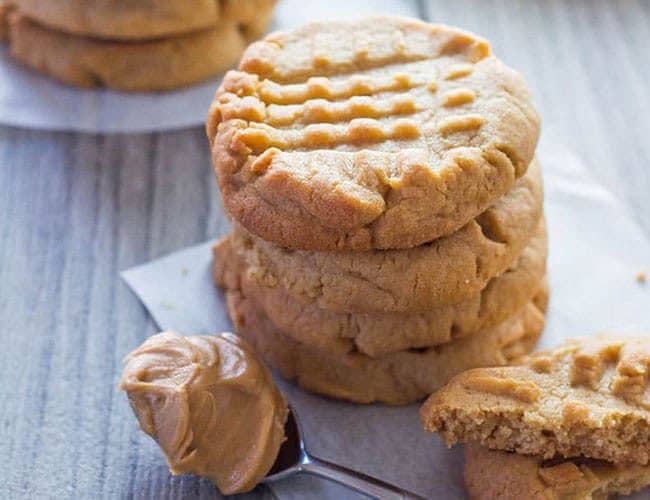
219 276 547 405
232 160 543 314
464 444 650 500
421 336 650 465
213 228 547 357
6 13 248 91
220 0 277 41
11 0 276 40
207 16 540 250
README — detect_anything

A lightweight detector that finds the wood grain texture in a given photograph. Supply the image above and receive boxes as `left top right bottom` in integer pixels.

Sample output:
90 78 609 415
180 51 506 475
1 1 650 498
0 129 257 499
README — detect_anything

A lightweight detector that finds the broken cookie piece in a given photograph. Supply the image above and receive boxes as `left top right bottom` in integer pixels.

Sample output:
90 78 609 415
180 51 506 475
464 444 650 500
420 335 650 465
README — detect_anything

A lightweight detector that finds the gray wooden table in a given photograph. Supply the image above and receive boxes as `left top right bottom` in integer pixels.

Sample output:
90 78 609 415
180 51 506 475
2 1 650 498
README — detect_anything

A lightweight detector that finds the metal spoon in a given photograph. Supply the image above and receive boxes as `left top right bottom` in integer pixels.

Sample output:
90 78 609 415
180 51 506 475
263 407 425 499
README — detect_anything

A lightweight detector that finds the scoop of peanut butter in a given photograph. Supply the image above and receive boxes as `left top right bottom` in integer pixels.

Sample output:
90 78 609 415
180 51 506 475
119 331 287 495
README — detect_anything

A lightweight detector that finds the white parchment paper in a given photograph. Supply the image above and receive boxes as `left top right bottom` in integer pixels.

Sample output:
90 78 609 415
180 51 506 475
123 131 650 500
0 0 417 133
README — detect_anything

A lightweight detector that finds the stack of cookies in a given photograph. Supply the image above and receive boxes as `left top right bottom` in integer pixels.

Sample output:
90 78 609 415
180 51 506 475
208 16 546 405
421 336 650 499
0 0 276 91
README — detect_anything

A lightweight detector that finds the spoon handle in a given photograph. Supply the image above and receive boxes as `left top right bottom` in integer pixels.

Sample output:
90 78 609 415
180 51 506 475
301 453 424 500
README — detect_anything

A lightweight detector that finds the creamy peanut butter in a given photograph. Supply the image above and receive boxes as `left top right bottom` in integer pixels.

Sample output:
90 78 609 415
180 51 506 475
119 331 287 495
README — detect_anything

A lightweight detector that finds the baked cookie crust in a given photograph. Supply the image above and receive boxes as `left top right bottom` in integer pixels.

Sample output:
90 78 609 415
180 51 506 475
464 444 650 500
218 275 547 405
421 336 650 465
213 228 547 357
208 16 540 250
220 0 277 41
6 13 248 91
11 0 276 40
232 160 544 314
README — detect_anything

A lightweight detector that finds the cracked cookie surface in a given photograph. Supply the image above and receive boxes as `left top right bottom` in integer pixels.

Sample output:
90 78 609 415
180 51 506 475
217 268 547 405
232 160 543 314
11 0 276 40
421 336 650 465
464 444 650 500
207 16 540 250
5 12 252 91
213 228 547 357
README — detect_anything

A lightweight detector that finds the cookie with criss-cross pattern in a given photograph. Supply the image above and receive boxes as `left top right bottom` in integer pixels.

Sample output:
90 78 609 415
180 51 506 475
464 444 650 500
421 335 650 465
207 15 540 251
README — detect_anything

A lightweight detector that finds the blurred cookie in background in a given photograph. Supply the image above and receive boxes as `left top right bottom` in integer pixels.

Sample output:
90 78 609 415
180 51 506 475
0 0 277 91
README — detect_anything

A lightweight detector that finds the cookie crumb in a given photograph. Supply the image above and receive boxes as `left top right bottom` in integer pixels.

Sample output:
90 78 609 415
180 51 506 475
637 271 647 284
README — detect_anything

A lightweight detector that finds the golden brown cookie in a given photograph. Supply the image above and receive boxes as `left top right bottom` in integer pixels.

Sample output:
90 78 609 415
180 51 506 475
213 228 547 358
464 444 650 500
221 0 277 40
12 0 276 40
207 16 540 251
6 13 248 91
232 161 544 314
219 277 547 406
421 336 650 465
